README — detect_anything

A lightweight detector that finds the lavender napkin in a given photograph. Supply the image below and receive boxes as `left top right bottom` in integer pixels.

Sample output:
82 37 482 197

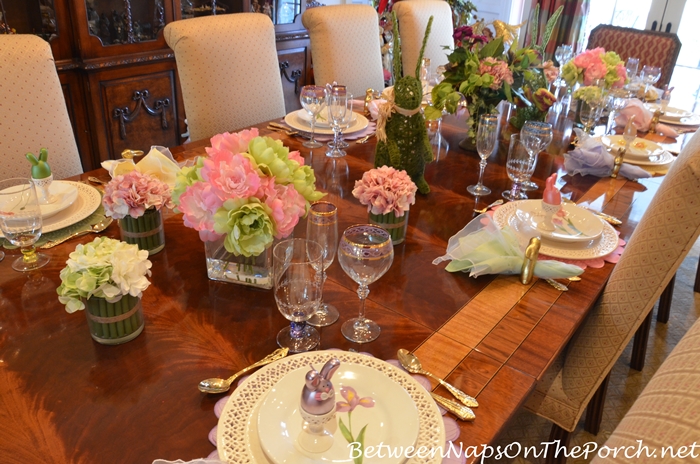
564 129 651 180
615 98 679 137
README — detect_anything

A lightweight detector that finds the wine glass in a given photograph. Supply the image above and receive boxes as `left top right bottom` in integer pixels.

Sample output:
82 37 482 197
326 85 348 158
273 238 324 353
502 134 534 201
330 94 354 150
0 178 50 272
306 201 339 327
623 116 638 153
300 85 326 149
520 121 553 191
467 114 498 196
640 65 661 95
625 57 640 79
553 45 573 93
579 99 604 134
338 225 394 343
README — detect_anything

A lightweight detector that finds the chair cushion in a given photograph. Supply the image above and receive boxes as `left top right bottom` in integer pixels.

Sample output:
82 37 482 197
164 13 286 142
0 35 82 181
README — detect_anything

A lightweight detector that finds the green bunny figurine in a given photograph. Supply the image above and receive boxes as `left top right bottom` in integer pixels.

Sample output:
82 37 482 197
26 148 52 179
374 14 433 194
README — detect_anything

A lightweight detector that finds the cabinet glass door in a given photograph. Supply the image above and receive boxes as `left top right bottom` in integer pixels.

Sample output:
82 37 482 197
85 0 166 45
0 0 58 39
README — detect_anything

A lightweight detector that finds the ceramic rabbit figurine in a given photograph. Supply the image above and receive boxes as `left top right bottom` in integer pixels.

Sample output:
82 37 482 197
540 173 561 232
298 358 341 453
26 148 54 204
374 13 434 194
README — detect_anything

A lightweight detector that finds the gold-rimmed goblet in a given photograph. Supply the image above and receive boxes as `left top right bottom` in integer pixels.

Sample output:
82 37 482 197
306 201 339 327
338 225 394 343
0 178 50 272
300 85 326 149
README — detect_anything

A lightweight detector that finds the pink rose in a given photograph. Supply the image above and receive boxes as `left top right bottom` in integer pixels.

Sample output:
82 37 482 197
201 149 261 201
264 184 306 239
178 181 223 239
209 128 259 154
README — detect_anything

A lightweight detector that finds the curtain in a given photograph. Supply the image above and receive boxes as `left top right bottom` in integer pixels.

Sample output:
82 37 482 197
524 0 590 59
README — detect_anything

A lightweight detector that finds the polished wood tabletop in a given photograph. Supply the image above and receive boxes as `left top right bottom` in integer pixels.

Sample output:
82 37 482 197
0 114 668 463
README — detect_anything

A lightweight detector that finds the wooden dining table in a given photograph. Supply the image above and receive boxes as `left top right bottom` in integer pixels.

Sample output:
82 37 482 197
0 113 674 463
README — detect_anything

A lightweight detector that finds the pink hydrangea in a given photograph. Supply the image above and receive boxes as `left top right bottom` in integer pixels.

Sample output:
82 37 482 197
479 57 514 90
352 166 417 216
200 149 261 202
265 183 306 239
209 128 259 155
177 181 224 242
103 170 173 219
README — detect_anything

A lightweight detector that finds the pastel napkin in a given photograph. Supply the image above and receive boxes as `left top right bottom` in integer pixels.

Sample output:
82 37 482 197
564 129 651 180
615 98 679 137
101 146 181 187
433 214 583 279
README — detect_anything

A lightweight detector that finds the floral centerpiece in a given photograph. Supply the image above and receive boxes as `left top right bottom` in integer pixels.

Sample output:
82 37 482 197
353 165 417 244
103 170 173 254
57 237 151 344
172 128 324 287
560 47 627 102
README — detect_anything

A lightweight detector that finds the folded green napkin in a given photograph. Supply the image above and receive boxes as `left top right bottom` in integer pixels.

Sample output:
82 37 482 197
433 214 583 279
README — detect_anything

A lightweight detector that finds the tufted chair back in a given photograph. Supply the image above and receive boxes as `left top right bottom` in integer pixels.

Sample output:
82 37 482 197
392 0 454 76
302 5 385 98
0 35 83 181
164 13 286 142
525 129 700 432
587 24 681 88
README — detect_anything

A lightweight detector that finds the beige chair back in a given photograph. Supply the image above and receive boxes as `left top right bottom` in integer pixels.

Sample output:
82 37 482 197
0 35 82 181
392 0 454 76
590 316 700 463
164 13 286 142
525 130 700 432
302 5 385 98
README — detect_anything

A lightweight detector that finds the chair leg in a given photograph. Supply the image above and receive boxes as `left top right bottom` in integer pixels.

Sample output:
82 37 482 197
545 424 572 464
695 257 700 293
631 311 653 371
657 274 675 323
584 373 610 435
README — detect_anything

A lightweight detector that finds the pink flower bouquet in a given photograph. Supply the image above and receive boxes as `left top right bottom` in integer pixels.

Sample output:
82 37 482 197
561 47 627 91
353 166 417 217
172 128 324 257
103 170 174 220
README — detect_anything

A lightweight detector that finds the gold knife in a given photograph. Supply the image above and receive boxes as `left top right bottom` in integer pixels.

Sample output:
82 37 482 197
430 392 476 421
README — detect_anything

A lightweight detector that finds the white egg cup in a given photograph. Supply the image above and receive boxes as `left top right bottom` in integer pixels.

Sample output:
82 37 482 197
298 405 336 453
540 201 559 232
31 174 56 205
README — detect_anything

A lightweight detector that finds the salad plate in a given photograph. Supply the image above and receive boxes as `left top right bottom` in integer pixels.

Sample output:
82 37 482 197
645 103 693 122
296 107 357 128
514 200 604 243
287 110 367 135
600 135 662 160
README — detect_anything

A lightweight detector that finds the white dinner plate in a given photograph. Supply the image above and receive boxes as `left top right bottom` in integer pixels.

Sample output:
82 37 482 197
622 150 676 166
0 182 101 238
217 351 445 464
258 363 420 464
600 135 663 160
494 201 620 260
514 200 604 244
285 111 369 135
296 107 357 129
645 103 693 122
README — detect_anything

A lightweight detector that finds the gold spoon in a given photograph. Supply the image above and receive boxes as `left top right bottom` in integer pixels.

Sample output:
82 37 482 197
39 217 113 249
88 176 108 185
397 349 479 408
198 347 289 394
430 392 475 421
473 199 504 214
355 132 376 144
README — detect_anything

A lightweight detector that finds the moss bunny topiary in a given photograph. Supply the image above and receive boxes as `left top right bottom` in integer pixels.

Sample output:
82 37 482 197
374 13 434 194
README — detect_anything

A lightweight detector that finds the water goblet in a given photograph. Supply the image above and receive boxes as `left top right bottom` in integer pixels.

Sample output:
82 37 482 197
520 121 553 191
502 134 534 201
306 201 340 327
467 114 498 196
273 238 324 353
579 99 604 135
300 85 326 149
606 88 629 134
640 65 661 95
0 178 50 272
622 116 638 153
338 225 394 343
330 94 354 150
553 45 573 93
326 85 348 158
626 57 640 79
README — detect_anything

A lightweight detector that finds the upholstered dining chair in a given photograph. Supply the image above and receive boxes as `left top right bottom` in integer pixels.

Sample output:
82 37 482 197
586 24 681 88
164 13 286 142
0 35 83 181
590 315 700 464
392 0 454 75
524 129 700 462
302 5 385 98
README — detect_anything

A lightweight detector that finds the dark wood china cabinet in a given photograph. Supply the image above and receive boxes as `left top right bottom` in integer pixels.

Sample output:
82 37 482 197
1 0 312 171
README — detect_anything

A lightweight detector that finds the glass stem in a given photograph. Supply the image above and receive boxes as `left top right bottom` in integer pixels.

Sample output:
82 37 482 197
511 182 521 199
21 246 38 264
290 312 306 339
356 284 369 322
317 270 328 314
476 159 487 188
310 117 316 143
333 124 340 148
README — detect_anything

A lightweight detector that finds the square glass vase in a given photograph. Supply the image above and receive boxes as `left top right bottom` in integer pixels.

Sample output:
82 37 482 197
204 236 274 289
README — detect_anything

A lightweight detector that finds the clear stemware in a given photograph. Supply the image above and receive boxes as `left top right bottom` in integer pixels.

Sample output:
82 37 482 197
306 201 339 327
625 57 640 79
553 45 573 94
338 225 394 343
273 238 324 353
467 114 498 196
300 85 326 149
326 85 348 158
579 99 604 134
502 134 534 201
520 121 553 191
0 178 50 272
640 65 661 95
329 94 354 150
606 88 629 134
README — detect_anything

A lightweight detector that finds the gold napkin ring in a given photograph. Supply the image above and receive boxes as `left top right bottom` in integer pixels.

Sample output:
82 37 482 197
521 237 541 284
611 147 626 179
